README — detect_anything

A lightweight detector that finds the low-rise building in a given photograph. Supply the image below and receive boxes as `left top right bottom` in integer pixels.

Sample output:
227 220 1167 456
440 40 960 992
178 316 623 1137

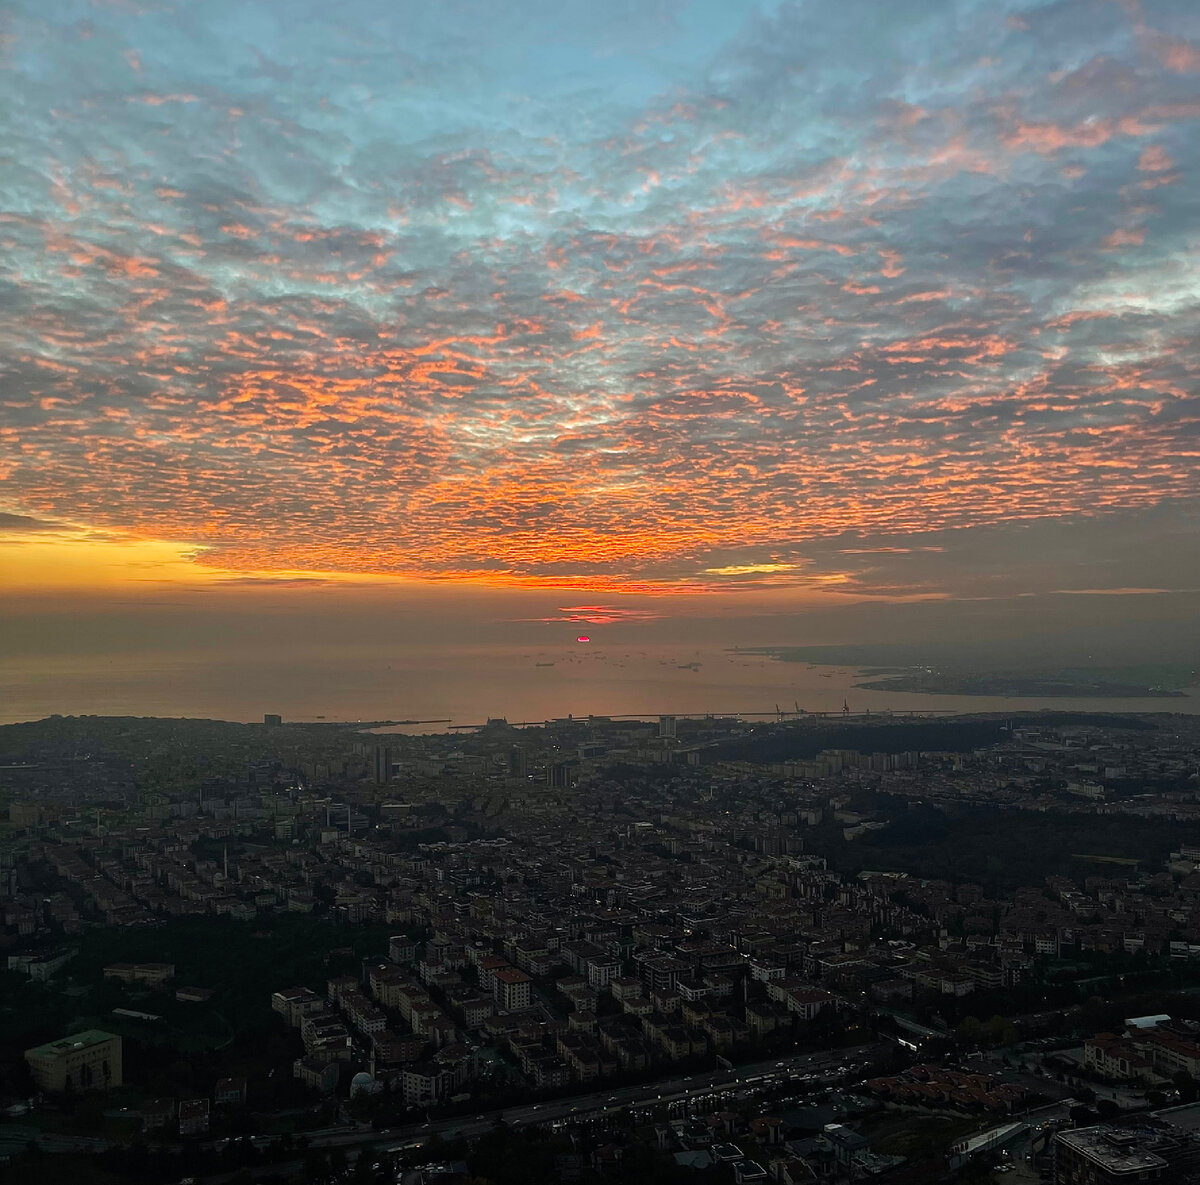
178 1098 210 1137
294 1056 340 1093
25 1030 122 1093
1054 1127 1173 1184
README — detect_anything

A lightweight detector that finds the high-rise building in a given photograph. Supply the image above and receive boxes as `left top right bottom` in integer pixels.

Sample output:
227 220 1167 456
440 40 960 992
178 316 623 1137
659 715 677 739
263 714 282 726
547 761 577 789
371 745 392 785
494 967 533 1012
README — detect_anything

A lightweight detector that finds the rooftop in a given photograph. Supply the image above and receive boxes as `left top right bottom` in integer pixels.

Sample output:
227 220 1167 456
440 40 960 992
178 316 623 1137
26 1030 120 1058
1056 1127 1170 1174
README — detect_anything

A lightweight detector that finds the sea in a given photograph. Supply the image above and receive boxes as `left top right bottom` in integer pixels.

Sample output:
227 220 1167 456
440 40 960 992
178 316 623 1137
1 643 1196 729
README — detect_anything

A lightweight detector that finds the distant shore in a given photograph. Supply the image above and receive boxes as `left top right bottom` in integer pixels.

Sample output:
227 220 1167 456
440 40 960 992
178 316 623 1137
853 673 1186 698
735 647 1193 700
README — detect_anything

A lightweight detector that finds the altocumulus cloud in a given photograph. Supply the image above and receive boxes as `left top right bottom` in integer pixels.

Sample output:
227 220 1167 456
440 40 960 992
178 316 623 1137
0 0 1198 593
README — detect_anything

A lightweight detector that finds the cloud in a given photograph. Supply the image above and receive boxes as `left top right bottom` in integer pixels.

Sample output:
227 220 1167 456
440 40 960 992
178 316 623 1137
703 564 801 577
529 604 664 624
0 512 60 532
0 0 1198 595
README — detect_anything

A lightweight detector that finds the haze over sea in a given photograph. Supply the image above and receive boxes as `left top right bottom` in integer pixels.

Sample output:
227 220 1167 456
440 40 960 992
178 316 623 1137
2 644 1195 730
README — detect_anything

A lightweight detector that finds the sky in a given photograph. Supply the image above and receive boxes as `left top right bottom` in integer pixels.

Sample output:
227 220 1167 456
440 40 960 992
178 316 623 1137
2 0 1199 673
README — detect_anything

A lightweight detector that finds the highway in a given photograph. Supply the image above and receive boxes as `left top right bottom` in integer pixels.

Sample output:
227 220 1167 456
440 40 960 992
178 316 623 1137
297 1043 884 1157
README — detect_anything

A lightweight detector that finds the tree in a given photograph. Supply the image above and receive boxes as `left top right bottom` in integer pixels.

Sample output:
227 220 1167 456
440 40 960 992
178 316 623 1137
983 1015 1018 1048
1096 1099 1121 1121
956 1016 982 1046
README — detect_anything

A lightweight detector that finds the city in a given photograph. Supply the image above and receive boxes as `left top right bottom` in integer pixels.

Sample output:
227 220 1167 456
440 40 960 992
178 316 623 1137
3 708 1200 1183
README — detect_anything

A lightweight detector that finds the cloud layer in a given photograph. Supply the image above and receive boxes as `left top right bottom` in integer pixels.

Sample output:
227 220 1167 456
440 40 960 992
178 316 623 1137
2 0 1199 594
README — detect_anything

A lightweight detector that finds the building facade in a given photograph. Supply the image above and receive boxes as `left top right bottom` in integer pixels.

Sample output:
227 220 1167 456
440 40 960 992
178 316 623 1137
25 1030 123 1093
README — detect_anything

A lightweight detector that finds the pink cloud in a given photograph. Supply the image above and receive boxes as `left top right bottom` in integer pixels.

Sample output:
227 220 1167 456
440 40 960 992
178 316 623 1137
1101 227 1145 249
1159 39 1200 73
1137 145 1175 171
1004 118 1117 154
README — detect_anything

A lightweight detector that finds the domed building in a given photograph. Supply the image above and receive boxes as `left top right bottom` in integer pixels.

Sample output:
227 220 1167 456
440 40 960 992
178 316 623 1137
349 1070 378 1098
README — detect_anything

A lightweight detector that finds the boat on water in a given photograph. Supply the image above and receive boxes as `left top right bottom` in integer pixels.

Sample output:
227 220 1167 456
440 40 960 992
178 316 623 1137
535 661 555 667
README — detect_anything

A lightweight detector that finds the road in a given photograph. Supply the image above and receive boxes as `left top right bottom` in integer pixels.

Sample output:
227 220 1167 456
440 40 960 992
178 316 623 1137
290 1043 884 1158
0 1125 109 1157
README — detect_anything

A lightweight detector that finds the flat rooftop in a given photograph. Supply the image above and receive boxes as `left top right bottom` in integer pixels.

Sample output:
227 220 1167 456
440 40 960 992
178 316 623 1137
1056 1127 1169 1174
26 1030 119 1057
1151 1101 1200 1133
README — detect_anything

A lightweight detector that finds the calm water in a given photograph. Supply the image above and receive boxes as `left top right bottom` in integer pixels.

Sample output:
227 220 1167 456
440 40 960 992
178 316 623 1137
1 642 1195 727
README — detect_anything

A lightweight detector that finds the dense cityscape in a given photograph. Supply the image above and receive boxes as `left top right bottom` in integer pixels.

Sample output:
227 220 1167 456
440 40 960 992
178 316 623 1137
4 708 1200 1183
